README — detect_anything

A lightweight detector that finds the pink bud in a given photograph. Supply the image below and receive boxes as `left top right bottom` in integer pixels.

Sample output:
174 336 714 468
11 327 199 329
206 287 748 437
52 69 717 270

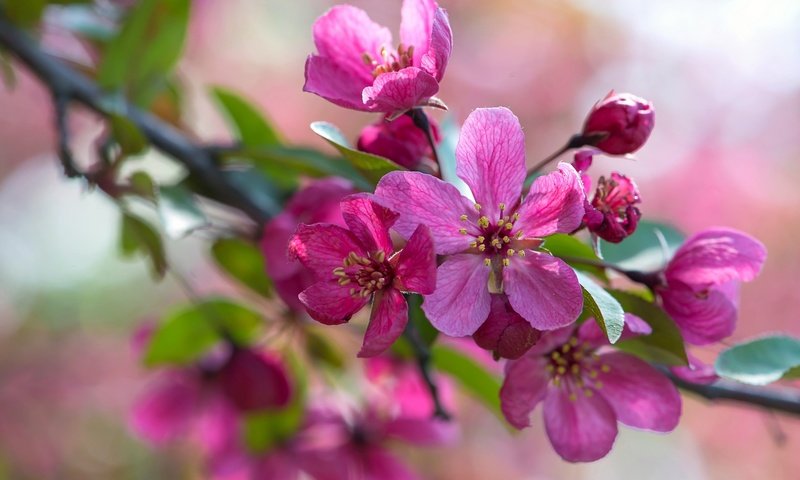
219 348 292 412
584 172 642 243
582 92 654 155
357 115 440 170
473 295 541 360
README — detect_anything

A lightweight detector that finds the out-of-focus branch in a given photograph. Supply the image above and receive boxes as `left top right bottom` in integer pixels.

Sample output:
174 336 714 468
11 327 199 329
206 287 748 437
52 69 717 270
0 12 271 224
403 320 451 421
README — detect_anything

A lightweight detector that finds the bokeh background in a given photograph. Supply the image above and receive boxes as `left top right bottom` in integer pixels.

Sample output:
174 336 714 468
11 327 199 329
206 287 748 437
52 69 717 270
1 0 799 478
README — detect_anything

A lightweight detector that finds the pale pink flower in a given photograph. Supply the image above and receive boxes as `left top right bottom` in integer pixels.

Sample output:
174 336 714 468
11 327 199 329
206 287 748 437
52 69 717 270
582 91 655 155
375 107 586 336
358 114 441 170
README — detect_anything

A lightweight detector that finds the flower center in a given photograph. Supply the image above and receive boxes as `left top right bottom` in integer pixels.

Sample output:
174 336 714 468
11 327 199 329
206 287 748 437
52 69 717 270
545 336 610 401
332 251 392 299
458 203 541 267
592 174 640 216
362 44 415 77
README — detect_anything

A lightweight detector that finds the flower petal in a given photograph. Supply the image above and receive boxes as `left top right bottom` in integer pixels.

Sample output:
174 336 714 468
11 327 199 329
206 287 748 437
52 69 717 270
660 280 738 345
299 280 368 325
504 252 583 330
384 417 458 445
595 352 682 432
473 295 541 359
375 171 476 254
358 288 409 357
340 194 398 255
499 355 549 429
395 224 437 294
130 371 200 444
400 0 452 81
514 162 585 237
455 107 526 220
543 387 618 462
669 352 719 385
219 349 292 412
422 254 491 336
666 228 767 288
289 224 364 278
304 55 372 111
362 67 439 114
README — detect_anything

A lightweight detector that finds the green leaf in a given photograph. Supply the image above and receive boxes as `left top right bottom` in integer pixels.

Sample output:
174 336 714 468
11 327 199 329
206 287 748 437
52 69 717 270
211 86 281 147
575 271 624 343
544 234 608 281
211 237 272 298
715 335 800 385
407 294 439 347
120 212 167 279
3 0 47 26
600 220 686 271
110 114 147 155
431 344 502 418
609 290 688 365
157 185 208 238
304 328 345 370
310 121 402 185
97 0 190 105
0 48 16 90
128 171 156 201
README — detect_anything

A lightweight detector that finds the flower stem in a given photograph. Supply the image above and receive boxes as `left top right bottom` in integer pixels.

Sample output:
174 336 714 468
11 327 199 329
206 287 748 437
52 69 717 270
525 133 602 179
407 108 441 173
403 318 451 420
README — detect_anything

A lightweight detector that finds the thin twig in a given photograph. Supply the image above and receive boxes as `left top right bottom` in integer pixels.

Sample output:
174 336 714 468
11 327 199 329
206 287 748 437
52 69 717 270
403 319 451 420
407 108 441 173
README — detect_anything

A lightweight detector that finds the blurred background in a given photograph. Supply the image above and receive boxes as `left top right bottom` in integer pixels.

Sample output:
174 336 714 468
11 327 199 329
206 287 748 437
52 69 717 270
1 0 799 478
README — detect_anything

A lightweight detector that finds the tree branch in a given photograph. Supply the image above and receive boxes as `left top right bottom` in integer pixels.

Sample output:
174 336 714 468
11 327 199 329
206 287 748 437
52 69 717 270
403 320 451 420
0 13 271 224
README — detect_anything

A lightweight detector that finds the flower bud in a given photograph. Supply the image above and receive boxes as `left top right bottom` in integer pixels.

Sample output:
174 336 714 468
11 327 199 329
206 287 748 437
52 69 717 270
584 173 641 243
219 348 292 412
357 114 440 170
473 295 541 360
582 92 654 155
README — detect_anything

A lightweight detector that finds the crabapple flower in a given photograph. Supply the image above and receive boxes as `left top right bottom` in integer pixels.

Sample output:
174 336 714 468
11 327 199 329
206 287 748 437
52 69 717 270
375 107 586 337
358 114 441 170
472 294 541 360
582 92 655 155
584 173 642 243
303 0 452 118
261 178 354 312
657 228 767 345
289 194 437 357
500 315 681 462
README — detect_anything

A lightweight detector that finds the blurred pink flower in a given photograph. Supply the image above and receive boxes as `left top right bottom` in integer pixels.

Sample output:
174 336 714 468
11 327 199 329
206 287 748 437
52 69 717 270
582 92 654 155
357 114 441 170
375 107 585 336
669 352 719 385
657 228 767 345
289 194 437 357
500 315 681 462
261 178 354 312
303 0 452 117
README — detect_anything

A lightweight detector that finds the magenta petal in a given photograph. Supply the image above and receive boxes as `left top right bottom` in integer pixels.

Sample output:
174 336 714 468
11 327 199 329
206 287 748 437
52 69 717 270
375 171 476 254
395 224 437 294
299 281 369 325
400 0 452 81
504 252 583 330
361 447 419 480
669 352 719 385
384 417 458 445
304 55 372 111
456 107 526 220
578 313 652 347
130 372 200 444
420 8 452 81
473 295 541 359
543 387 618 462
422 254 491 336
340 194 398 255
515 163 586 237
289 224 363 278
666 228 767 288
596 352 682 432
527 326 577 355
499 355 549 429
362 67 439 114
660 281 738 345
358 288 409 357
219 349 292 412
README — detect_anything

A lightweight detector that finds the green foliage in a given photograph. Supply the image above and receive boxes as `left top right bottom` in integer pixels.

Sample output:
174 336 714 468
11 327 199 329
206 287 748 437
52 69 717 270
211 237 273 298
407 294 439 347
715 335 800 385
609 290 688 365
2 0 47 26
120 212 167 279
544 234 608 281
575 271 624 343
431 344 502 418
212 86 282 147
110 114 148 155
0 47 16 90
310 121 402 185
128 171 157 201
157 185 208 238
304 328 346 370
600 220 685 271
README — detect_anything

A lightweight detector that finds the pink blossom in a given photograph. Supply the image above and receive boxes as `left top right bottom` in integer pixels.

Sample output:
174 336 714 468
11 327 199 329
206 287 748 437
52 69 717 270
303 0 452 117
584 172 642 243
669 352 718 385
657 228 767 345
289 194 437 357
261 178 354 312
375 107 586 336
472 294 541 359
500 315 681 462
357 114 441 170
582 91 655 155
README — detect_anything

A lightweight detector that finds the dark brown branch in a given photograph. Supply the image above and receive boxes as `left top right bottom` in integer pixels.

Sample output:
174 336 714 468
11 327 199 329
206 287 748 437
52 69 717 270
403 319 451 421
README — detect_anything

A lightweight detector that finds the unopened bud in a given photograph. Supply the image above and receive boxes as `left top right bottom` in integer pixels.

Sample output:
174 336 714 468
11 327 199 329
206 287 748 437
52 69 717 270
582 92 654 155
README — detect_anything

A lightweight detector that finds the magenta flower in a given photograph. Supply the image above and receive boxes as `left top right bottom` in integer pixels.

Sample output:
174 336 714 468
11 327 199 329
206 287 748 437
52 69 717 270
375 107 586 337
261 178 354 312
303 0 452 118
582 91 655 155
358 114 441 170
584 173 642 243
657 228 767 345
472 294 542 360
500 315 681 462
289 194 437 357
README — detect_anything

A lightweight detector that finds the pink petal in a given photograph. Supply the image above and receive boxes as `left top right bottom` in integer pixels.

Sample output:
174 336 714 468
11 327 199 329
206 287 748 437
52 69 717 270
362 67 440 114
303 55 372 111
499 355 549 428
358 288 409 357
473 295 541 359
660 280 738 345
504 252 583 330
299 280 368 325
375 171 477 255
251 451 302 480
289 224 363 278
384 417 458 445
669 352 719 385
130 371 200 444
395 224 437 294
527 325 577 356
340 194 398 255
578 313 652 348
419 8 452 81
219 349 292 412
666 228 767 288
422 254 491 336
514 163 585 237
543 387 618 462
595 352 682 432
361 447 420 480
400 0 452 81
455 107 526 220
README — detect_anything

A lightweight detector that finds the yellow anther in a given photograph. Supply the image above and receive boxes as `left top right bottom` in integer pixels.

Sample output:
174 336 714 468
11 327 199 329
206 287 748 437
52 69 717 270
374 250 386 263
571 364 580 374
515 231 524 239
561 343 571 353
573 351 584 361
484 258 491 266
502 258 510 266
476 236 485 243
499 203 506 211
512 213 520 221
502 236 510 243
478 244 486 251
507 249 515 256
569 337 579 346
584 389 594 398
518 250 526 257
545 364 555 372
551 351 561 359
459 228 468 235
478 216 490 228
595 381 603 389
338 278 351 286
557 366 566 375
505 223 514 230
568 393 577 402
470 241 478 248
601 364 611 373
588 370 598 379
460 214 468 221
491 239 502 248
474 203 482 211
